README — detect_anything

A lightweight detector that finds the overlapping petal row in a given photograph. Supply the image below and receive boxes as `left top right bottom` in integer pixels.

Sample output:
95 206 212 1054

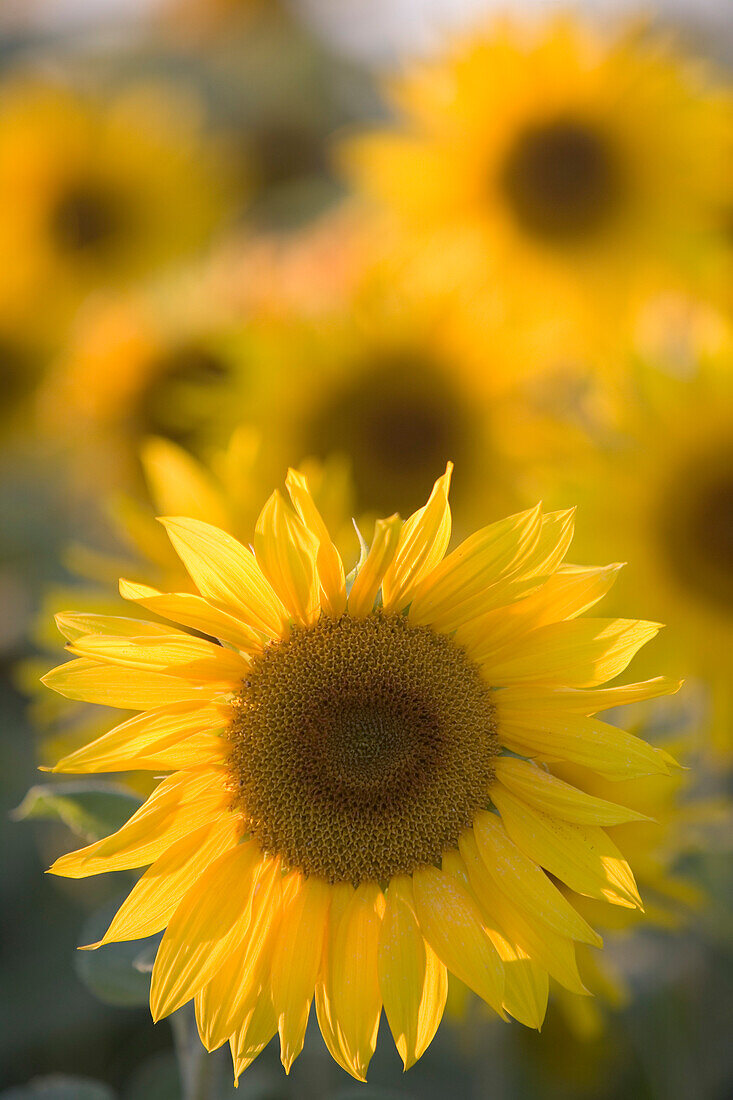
43 465 678 1081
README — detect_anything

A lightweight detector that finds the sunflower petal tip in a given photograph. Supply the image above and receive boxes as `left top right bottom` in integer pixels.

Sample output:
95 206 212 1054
285 466 306 488
77 940 102 952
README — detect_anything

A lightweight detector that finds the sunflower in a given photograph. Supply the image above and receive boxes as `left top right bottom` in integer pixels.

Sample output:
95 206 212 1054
194 284 546 525
0 77 233 330
42 464 679 1081
34 287 250 497
534 351 733 756
343 16 731 372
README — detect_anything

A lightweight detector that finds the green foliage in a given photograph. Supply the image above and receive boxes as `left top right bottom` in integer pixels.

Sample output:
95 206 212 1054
12 782 141 843
0 1077 115 1100
74 899 161 1008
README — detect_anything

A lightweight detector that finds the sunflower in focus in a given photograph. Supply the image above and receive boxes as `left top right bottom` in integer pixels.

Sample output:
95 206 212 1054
538 352 733 756
0 77 234 329
344 16 731 371
42 464 680 1081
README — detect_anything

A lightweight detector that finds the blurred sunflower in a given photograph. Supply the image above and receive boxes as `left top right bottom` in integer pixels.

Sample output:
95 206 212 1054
33 210 381 497
202 292 546 526
343 16 731 371
538 352 733 756
34 289 247 495
42 464 679 1081
0 77 234 330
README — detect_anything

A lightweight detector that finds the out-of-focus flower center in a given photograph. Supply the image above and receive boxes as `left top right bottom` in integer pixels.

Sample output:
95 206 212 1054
228 612 498 884
138 343 230 445
0 337 38 413
49 180 124 254
303 354 475 516
657 442 733 610
500 117 622 243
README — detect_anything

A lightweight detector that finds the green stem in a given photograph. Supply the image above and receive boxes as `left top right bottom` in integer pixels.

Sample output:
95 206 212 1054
171 1006 222 1100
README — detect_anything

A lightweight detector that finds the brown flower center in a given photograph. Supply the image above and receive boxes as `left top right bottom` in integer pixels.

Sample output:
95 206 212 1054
303 353 476 517
500 117 622 243
50 180 124 254
139 343 231 446
657 443 733 610
227 612 498 884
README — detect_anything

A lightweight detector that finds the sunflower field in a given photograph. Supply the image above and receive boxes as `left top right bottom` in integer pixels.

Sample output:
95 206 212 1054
1 3 731 1099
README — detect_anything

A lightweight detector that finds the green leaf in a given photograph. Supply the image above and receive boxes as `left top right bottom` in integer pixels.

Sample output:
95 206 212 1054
0 1077 115 1100
75 898 161 1008
11 782 142 843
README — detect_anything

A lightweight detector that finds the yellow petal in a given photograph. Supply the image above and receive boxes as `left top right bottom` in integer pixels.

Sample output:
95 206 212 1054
341 131 452 213
514 563 623 628
68 633 248 684
254 491 320 626
348 514 402 619
54 612 170 643
524 508 576 578
463 563 623 661
150 841 267 1021
445 845 549 1031
160 516 286 637
88 817 239 947
491 784 643 909
286 468 346 619
230 979 278 1085
378 874 447 1069
270 873 331 1073
458 828 587 996
330 882 385 1081
481 618 662 688
315 882 362 1080
52 701 231 773
407 504 543 630
493 758 649 826
381 464 453 613
471 810 601 945
42 658 221 710
49 767 229 878
195 856 283 1051
502 952 549 1030
495 703 678 779
141 436 231 530
412 863 504 1014
499 677 683 716
119 579 262 654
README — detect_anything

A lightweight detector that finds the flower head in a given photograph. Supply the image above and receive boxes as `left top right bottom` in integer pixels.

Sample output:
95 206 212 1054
43 466 679 1081
533 348 733 755
0 77 234 330
343 16 731 372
